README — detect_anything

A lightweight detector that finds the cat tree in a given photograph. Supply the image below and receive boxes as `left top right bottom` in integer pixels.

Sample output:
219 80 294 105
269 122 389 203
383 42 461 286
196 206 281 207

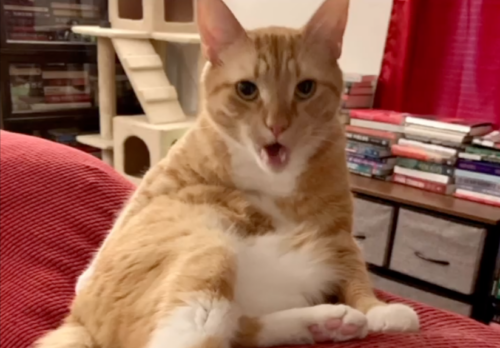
73 0 203 184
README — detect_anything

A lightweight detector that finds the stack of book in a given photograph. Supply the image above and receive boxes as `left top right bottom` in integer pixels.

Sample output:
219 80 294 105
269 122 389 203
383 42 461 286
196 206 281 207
391 115 493 195
340 73 378 124
10 63 93 113
47 128 101 158
4 0 98 43
455 130 500 206
345 109 405 179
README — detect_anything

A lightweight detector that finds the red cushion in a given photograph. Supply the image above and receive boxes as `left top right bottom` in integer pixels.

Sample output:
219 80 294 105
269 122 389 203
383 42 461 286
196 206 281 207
1 130 499 348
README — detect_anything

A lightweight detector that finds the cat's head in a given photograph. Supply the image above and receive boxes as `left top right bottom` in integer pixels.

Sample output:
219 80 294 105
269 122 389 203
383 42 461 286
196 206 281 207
197 0 348 174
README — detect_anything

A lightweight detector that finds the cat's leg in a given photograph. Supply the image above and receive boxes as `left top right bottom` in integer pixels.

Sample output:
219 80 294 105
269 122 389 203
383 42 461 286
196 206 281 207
338 236 419 333
236 304 367 347
146 239 239 348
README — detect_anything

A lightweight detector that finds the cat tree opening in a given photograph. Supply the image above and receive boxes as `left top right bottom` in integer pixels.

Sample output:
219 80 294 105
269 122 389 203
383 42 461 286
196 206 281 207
119 0 143 20
124 136 150 178
164 0 193 22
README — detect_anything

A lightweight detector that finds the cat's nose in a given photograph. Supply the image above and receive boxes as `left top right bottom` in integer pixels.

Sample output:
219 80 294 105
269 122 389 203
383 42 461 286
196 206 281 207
267 123 289 138
270 126 285 137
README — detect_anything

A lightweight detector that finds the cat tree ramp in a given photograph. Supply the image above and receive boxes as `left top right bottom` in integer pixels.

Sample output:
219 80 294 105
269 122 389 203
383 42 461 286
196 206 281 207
73 0 201 184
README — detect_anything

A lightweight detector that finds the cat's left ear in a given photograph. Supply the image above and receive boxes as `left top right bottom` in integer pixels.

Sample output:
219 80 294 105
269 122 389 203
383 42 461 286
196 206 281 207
196 0 249 65
303 0 350 59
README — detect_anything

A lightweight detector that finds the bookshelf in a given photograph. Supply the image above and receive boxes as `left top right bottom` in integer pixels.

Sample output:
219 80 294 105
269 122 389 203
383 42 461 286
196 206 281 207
0 0 141 149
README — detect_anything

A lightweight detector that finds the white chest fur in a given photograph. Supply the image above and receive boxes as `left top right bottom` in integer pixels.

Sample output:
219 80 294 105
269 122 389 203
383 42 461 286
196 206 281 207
233 232 339 317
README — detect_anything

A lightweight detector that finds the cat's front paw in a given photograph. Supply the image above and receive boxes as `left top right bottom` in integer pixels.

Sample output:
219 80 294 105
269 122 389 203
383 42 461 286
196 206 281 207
367 304 419 333
307 304 368 342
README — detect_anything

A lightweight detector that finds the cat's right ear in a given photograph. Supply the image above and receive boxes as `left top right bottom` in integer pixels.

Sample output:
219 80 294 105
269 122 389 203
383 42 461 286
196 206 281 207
196 0 249 65
303 0 350 59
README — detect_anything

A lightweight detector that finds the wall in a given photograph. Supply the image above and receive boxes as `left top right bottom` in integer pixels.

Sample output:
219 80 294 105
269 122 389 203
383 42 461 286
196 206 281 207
170 0 393 114
225 0 393 76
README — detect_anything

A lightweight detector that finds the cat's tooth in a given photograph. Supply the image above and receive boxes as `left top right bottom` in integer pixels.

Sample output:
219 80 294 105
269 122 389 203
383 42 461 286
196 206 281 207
260 148 269 162
279 148 287 163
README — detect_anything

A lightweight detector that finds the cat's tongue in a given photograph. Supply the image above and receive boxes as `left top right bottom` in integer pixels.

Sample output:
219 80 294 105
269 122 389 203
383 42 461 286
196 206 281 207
261 143 289 170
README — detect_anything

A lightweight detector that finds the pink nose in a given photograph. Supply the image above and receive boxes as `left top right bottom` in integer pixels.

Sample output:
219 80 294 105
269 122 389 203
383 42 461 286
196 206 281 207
269 125 286 137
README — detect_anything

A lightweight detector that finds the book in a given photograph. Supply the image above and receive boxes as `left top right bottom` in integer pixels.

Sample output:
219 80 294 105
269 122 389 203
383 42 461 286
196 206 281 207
347 155 396 170
346 141 392 158
455 169 500 184
458 151 500 165
455 183 500 198
345 80 376 88
465 145 500 158
392 173 455 195
344 85 374 95
405 115 493 136
350 119 404 133
43 85 90 96
404 133 466 150
345 125 400 141
4 10 50 18
42 70 89 79
456 159 500 177
347 162 392 177
3 5 49 12
343 73 377 83
473 131 500 149
44 94 91 103
346 131 394 147
455 176 500 192
8 32 51 41
47 128 79 146
404 125 469 144
9 65 41 76
396 158 454 176
391 144 456 165
341 95 373 108
454 189 500 207
9 64 44 113
349 167 391 180
50 3 99 11
52 9 98 18
349 109 406 125
44 78 88 86
30 102 92 111
394 166 452 184
398 138 457 157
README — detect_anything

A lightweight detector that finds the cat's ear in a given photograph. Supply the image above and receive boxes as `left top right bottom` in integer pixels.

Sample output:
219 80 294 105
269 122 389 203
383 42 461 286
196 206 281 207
303 0 350 59
197 0 249 65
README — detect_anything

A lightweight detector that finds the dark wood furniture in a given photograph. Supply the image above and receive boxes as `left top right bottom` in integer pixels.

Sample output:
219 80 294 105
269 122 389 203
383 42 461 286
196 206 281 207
0 0 101 135
350 174 500 324
0 0 141 136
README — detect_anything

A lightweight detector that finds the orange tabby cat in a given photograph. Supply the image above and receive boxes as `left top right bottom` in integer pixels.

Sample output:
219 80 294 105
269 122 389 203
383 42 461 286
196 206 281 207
35 0 419 347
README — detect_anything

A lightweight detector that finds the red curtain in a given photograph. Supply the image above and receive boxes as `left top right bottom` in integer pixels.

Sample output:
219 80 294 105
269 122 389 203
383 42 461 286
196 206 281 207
374 0 500 126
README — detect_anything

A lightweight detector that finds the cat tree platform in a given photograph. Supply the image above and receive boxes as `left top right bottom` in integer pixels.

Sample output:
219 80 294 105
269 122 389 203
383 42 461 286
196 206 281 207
73 0 201 181
72 26 201 43
76 134 114 150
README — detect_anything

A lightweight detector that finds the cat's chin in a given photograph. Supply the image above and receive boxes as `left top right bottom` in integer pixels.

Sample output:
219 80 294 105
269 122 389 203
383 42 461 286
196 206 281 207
259 143 290 173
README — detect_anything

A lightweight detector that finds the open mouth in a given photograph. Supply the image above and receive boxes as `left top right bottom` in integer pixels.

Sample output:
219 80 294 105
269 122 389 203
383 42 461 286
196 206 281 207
260 142 289 170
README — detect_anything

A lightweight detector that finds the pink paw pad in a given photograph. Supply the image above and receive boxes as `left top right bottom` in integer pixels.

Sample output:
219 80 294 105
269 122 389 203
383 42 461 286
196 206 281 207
308 319 361 342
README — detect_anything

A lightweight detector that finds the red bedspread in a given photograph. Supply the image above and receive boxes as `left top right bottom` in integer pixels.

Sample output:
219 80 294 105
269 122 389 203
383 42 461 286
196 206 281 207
1 130 499 348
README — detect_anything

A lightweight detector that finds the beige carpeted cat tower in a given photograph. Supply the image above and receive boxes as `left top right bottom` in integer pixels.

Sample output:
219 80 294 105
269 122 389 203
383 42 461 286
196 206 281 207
73 0 203 184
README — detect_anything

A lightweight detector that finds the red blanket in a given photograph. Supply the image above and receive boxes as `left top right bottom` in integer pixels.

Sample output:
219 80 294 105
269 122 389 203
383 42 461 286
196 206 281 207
1 131 499 348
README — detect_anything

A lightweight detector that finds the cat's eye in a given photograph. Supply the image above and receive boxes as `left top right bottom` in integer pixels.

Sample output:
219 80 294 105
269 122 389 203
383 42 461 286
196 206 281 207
295 80 316 100
236 81 259 101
